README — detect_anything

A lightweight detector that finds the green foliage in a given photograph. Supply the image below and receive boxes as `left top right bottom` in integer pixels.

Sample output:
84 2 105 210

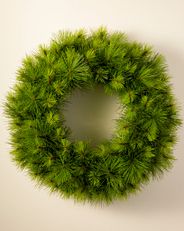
4 27 181 204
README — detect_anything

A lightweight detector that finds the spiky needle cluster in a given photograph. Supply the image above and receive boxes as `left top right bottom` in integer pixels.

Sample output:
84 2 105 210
5 27 181 204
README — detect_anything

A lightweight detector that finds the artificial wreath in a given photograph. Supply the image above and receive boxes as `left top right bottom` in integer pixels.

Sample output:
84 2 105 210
5 27 181 204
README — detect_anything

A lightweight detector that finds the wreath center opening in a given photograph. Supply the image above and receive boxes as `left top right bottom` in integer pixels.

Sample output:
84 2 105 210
62 85 122 146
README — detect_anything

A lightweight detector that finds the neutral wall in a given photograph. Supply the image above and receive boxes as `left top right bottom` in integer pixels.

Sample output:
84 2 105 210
0 0 184 231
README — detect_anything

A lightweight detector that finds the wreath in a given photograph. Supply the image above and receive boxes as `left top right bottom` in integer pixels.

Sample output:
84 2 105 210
5 27 181 204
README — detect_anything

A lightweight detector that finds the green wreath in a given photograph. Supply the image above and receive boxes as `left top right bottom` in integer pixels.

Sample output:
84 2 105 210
5 27 181 204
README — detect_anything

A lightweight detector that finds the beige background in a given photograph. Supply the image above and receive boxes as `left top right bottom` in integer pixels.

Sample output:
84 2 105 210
0 0 184 230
